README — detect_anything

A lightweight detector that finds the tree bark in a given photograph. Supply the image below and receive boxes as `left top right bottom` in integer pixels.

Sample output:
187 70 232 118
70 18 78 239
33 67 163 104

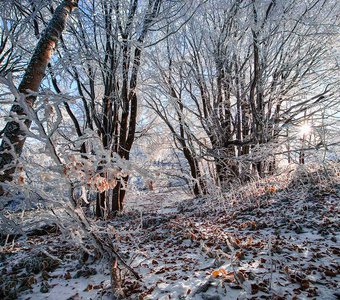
0 0 78 194
112 178 128 213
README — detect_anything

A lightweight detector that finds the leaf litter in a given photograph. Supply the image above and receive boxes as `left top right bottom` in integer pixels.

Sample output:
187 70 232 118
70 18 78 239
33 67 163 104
0 165 339 299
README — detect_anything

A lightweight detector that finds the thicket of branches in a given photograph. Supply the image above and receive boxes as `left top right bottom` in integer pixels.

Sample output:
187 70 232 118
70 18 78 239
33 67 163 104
0 0 339 295
0 0 338 209
145 0 339 193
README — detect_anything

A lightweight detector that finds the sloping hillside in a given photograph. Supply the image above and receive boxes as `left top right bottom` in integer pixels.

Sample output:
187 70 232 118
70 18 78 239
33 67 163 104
1 164 339 299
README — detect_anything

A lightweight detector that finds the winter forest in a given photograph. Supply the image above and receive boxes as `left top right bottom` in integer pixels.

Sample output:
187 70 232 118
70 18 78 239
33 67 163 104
0 0 339 299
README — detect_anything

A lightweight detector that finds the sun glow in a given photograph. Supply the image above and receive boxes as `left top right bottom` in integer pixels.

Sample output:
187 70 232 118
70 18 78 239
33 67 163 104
299 123 312 137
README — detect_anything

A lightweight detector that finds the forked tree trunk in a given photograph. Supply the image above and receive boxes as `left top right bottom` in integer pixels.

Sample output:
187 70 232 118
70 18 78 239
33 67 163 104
0 0 78 194
106 0 162 215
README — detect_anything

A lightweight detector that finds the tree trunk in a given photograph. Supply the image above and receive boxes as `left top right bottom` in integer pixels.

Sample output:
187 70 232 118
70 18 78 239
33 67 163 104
0 0 78 194
183 148 206 196
96 191 107 219
112 178 128 213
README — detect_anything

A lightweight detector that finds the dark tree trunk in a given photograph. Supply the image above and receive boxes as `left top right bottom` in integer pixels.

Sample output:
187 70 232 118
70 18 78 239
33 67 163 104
183 148 206 196
96 191 107 219
112 178 127 213
93 0 162 216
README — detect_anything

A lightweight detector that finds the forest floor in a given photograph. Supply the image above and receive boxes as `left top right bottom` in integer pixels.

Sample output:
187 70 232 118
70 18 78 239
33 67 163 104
0 164 339 299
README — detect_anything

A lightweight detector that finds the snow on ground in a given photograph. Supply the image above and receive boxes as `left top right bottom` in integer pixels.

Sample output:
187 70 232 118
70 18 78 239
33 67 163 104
124 186 192 214
0 165 339 299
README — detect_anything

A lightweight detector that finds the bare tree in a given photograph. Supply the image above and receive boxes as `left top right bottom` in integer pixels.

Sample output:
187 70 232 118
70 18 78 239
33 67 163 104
0 0 78 195
54 0 198 217
49 0 164 217
146 0 339 189
144 35 207 195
